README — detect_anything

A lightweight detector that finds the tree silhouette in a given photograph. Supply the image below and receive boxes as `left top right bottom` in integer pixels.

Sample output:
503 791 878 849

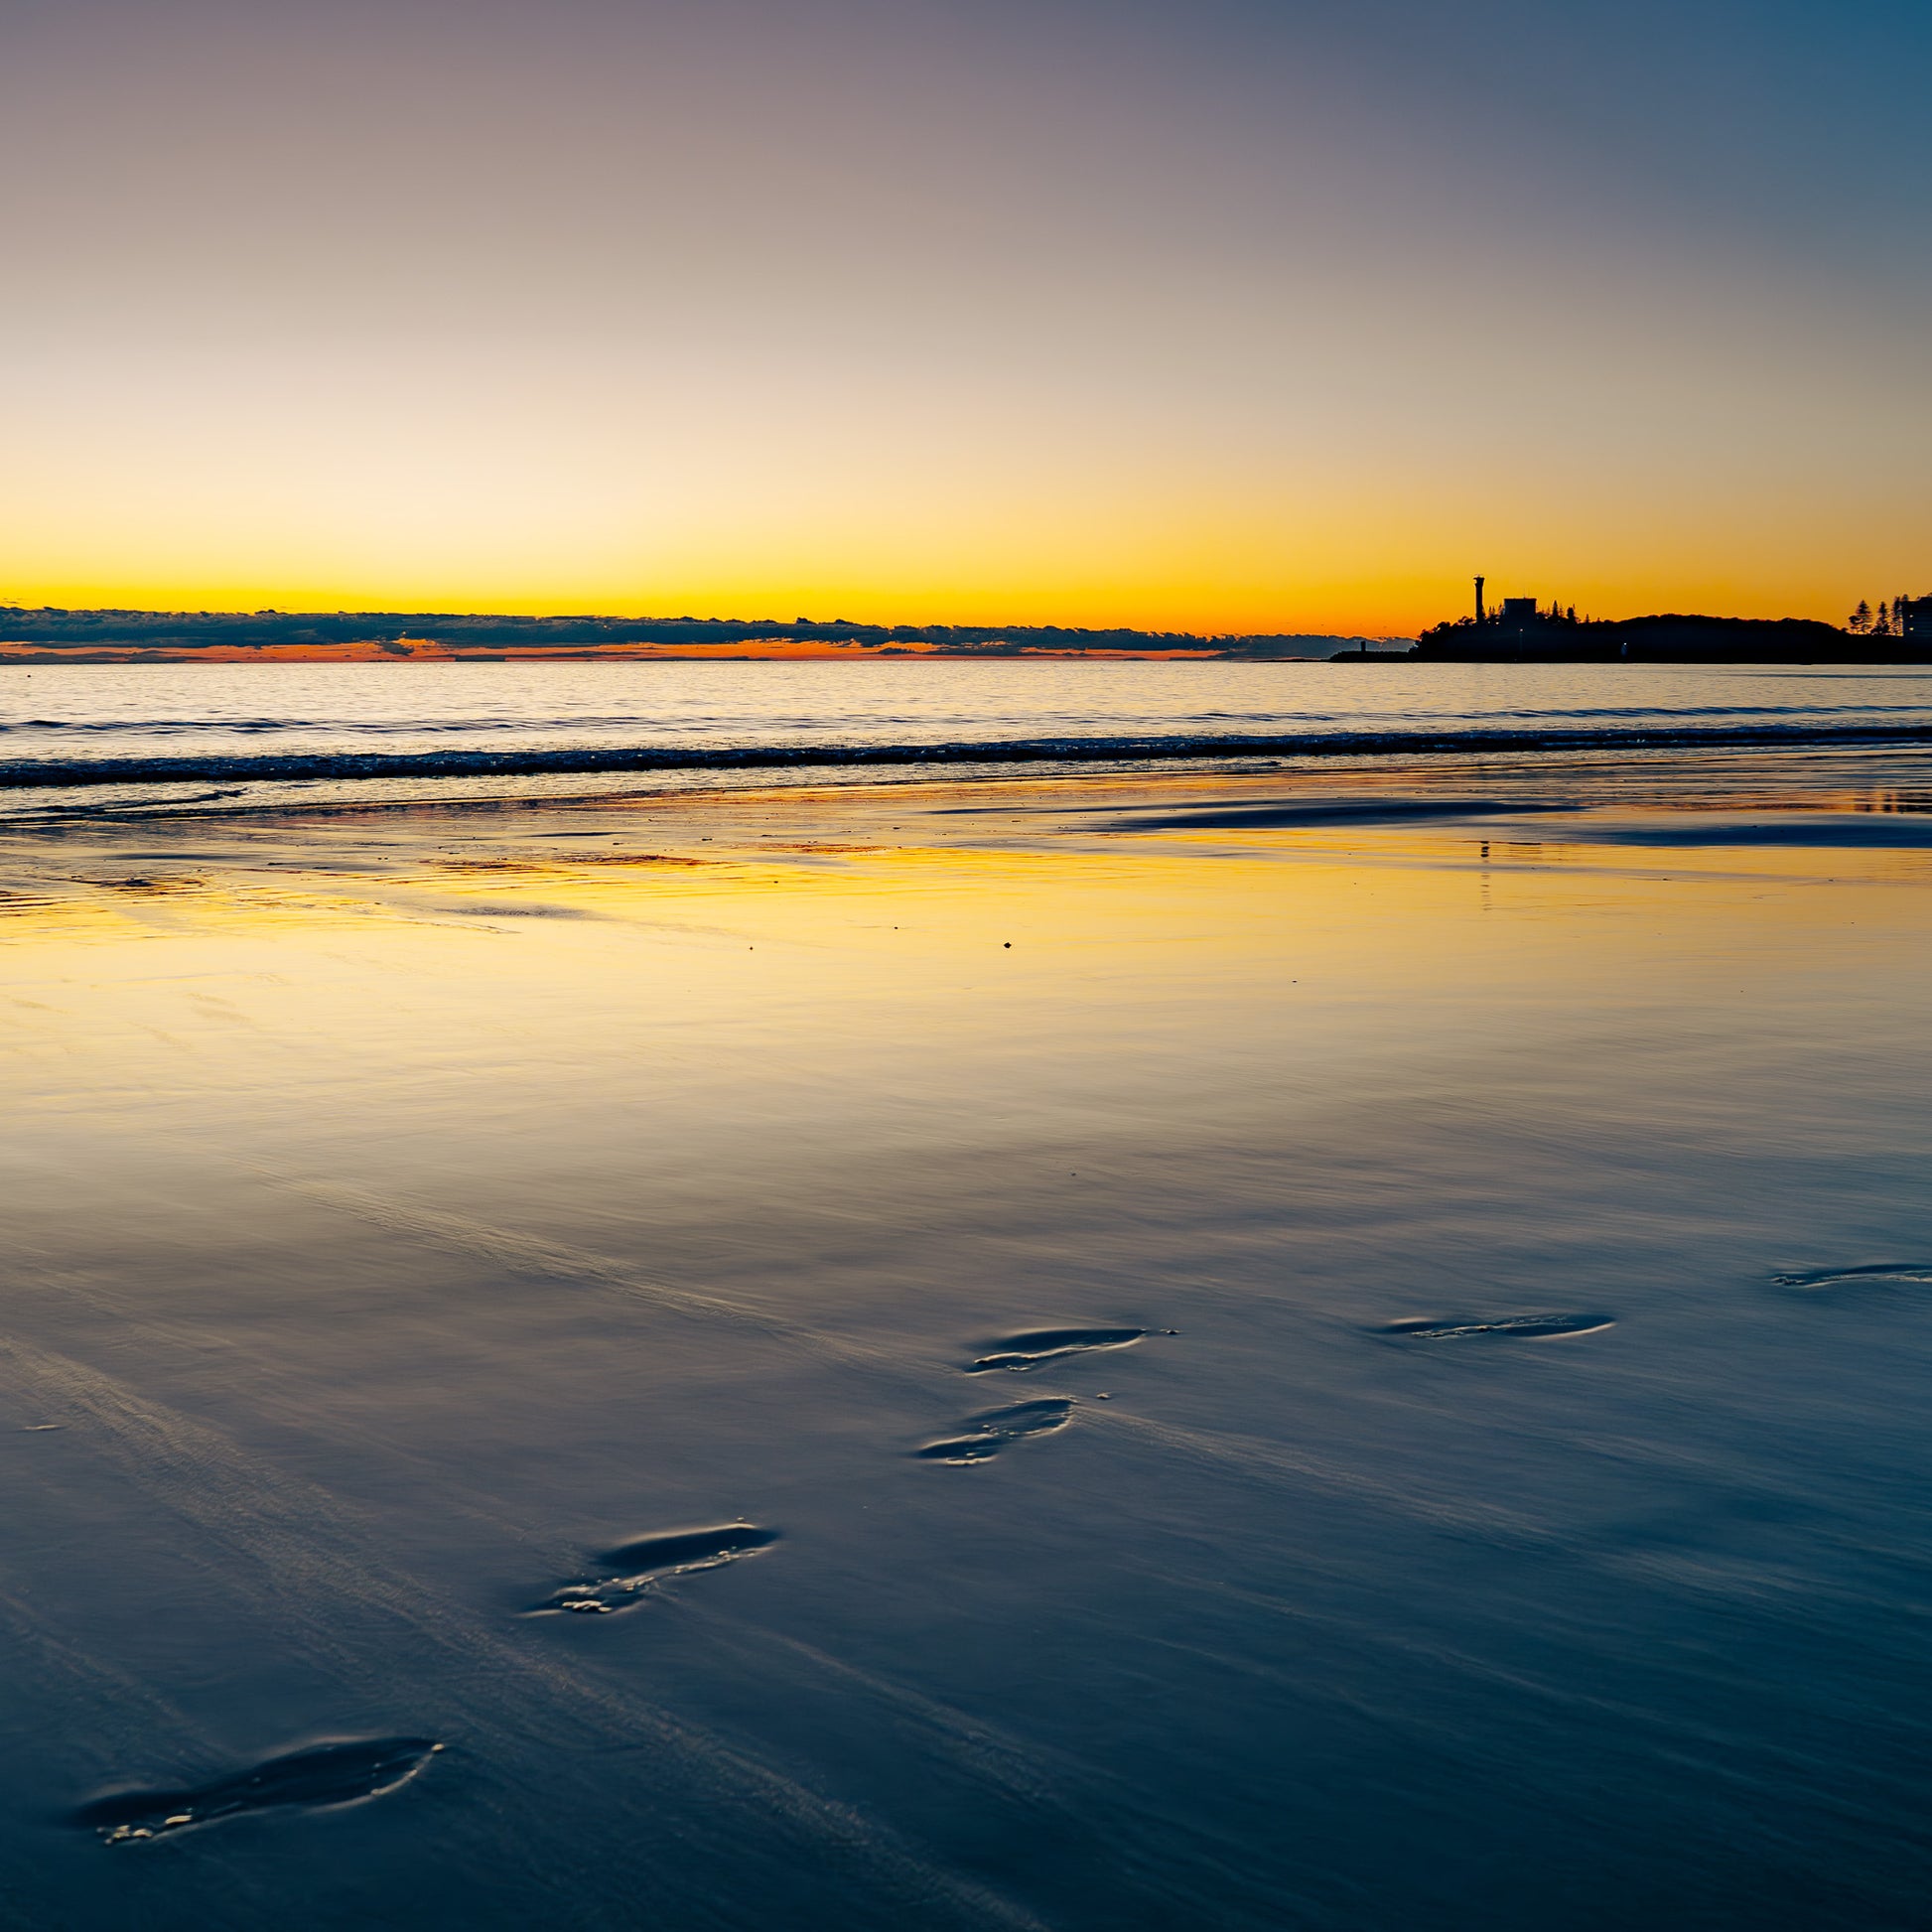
1850 599 1872 632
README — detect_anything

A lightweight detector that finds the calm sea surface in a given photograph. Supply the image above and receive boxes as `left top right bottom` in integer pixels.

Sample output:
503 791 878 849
6 660 1932 808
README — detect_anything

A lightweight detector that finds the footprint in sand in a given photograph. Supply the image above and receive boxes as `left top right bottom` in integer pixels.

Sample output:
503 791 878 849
966 1326 1161 1373
915 1398 1077 1464
530 1524 780 1616
76 1736 442 1845
1772 1263 1932 1290
1378 1312 1614 1342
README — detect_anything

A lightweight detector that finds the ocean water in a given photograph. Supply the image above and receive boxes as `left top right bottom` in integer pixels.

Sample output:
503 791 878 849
7 659 1932 808
4 686 1932 1928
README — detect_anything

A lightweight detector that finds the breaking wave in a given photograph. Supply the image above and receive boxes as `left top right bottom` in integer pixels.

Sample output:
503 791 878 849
10 720 1932 788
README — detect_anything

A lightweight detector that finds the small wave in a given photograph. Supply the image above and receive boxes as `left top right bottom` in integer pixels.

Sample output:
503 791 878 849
9 719 1932 788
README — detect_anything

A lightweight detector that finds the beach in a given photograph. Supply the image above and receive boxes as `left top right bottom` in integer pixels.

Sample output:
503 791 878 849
4 687 1932 1926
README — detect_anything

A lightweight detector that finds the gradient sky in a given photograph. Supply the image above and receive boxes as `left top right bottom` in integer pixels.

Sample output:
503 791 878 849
3 0 1928 632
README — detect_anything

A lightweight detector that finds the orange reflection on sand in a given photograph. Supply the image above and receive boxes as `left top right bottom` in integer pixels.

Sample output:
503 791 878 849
5 773 1931 1136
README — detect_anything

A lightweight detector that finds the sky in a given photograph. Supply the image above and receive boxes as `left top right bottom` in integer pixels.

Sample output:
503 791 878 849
2 0 1928 634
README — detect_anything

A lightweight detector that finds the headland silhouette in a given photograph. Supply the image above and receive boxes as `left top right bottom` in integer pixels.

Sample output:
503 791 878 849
1408 578 1932 663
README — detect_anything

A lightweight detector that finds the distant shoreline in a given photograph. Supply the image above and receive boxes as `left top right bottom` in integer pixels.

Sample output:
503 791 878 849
0 609 1405 663
2 606 1923 665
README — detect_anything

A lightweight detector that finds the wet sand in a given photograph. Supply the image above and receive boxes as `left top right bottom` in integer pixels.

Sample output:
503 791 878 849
5 750 1932 1928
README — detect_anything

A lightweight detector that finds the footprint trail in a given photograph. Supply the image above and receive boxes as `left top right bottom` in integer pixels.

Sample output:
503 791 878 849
917 1399 1076 1464
1772 1263 1932 1290
532 1524 780 1615
0 1331 1048 1929
76 1736 442 1845
1378 1312 1614 1342
967 1327 1151 1373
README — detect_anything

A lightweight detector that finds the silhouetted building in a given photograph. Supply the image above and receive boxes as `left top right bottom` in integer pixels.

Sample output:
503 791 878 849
1479 594 1581 652
1417 578 1931 661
